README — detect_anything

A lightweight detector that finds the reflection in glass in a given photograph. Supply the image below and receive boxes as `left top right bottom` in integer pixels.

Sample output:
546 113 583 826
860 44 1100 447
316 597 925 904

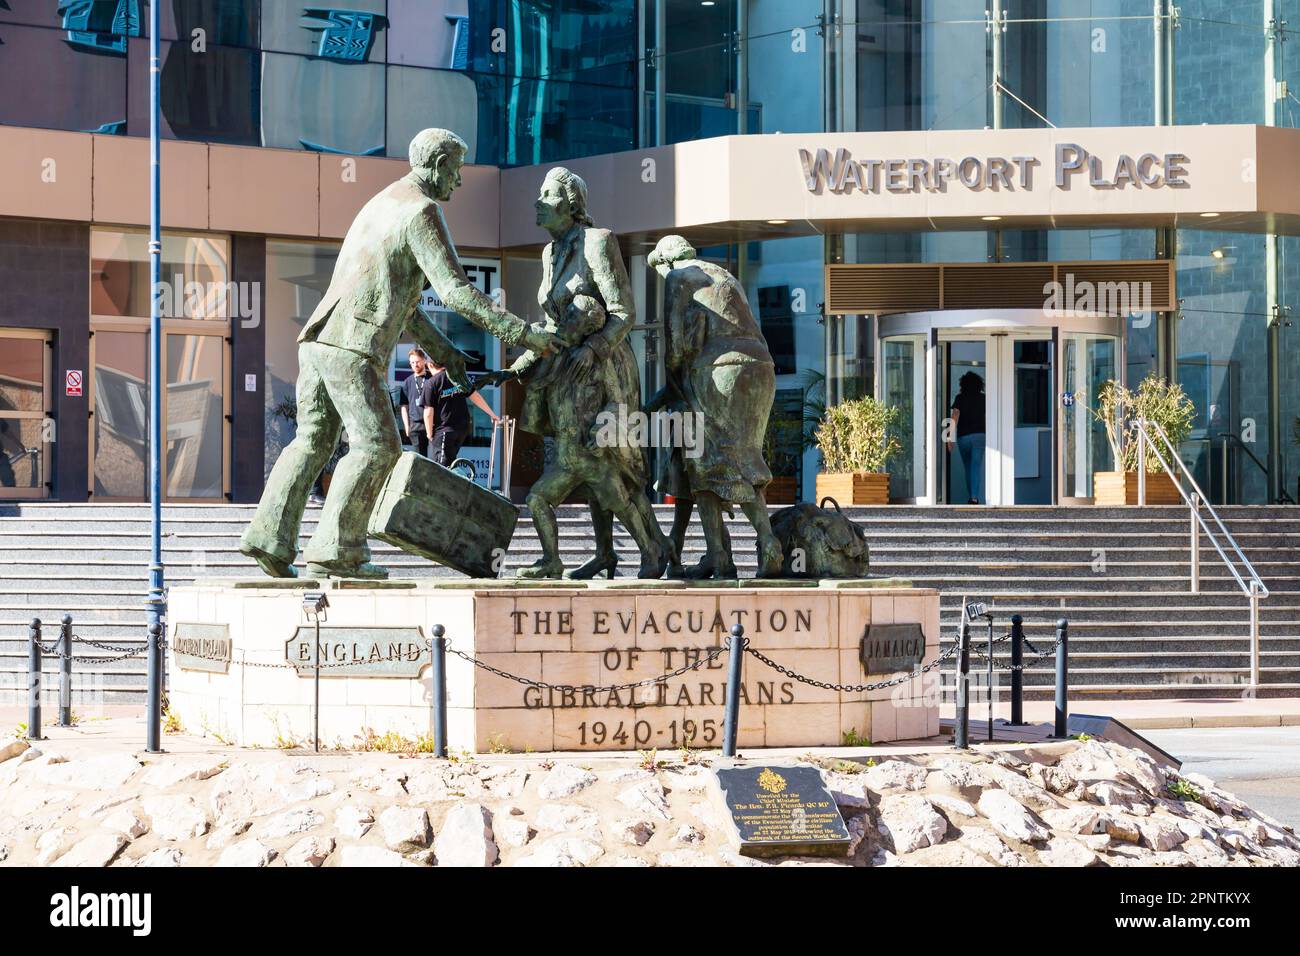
262 53 385 155
0 22 127 132
166 334 224 498
1062 333 1116 498
93 330 149 499
0 339 45 414
91 230 231 320
883 337 926 499
0 420 44 490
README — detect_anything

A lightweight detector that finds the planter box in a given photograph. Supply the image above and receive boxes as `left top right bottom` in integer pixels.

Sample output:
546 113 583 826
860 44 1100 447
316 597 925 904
816 471 891 506
1093 471 1182 506
765 476 799 505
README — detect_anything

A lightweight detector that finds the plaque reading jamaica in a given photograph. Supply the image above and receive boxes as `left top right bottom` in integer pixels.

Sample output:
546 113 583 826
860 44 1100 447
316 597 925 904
711 765 851 858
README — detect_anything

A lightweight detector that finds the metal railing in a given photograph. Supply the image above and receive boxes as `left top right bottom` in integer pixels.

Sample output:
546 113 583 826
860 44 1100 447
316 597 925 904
1134 418 1270 686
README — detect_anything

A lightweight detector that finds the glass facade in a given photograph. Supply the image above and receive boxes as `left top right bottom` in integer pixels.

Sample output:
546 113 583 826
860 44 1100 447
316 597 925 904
0 1 638 166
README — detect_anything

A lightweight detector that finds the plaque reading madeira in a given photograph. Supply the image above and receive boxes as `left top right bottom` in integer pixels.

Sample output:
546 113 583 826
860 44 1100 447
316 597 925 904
712 765 851 858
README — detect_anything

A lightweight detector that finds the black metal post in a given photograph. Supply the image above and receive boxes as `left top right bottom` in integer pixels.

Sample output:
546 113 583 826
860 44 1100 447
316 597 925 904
145 620 162 753
313 616 321 753
1009 614 1024 726
954 622 970 749
722 624 745 758
431 624 448 758
27 618 44 740
986 616 994 741
58 614 73 728
1053 618 1070 738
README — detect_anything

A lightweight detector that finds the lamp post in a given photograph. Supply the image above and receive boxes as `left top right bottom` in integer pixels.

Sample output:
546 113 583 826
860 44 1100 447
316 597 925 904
145 0 165 754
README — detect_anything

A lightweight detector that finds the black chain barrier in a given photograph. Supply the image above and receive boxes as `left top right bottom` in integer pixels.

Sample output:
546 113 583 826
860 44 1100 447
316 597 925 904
443 639 732 694
744 640 959 693
969 632 1065 672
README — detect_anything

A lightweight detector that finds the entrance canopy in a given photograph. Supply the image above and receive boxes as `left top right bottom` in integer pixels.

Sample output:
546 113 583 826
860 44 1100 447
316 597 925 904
499 125 1300 250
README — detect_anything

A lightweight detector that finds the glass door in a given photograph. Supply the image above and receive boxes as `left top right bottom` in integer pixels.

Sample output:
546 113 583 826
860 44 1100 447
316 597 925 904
1003 336 1054 506
938 338 993 505
90 325 229 501
880 335 927 501
0 329 51 499
1061 332 1118 502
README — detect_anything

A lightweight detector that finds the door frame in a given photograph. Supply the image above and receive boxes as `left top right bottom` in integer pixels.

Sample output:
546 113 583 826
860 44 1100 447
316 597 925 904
0 327 53 500
876 309 1123 506
88 318 232 503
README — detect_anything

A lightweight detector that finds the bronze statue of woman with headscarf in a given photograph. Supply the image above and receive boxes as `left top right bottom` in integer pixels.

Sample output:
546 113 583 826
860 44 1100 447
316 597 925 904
491 168 672 579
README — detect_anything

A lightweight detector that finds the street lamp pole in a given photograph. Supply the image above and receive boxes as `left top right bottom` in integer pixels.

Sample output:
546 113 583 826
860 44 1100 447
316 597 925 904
145 0 165 754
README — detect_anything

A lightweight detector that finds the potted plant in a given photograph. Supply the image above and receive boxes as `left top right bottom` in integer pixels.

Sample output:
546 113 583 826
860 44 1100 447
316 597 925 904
813 396 902 505
1092 373 1195 505
763 407 803 505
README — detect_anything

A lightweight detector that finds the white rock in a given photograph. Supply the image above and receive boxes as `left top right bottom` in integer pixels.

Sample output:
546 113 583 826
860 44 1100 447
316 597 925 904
877 794 948 854
217 839 276 867
1100 813 1141 844
35 827 73 865
101 805 150 840
433 803 498 867
1088 781 1147 810
534 802 600 834
673 825 705 845
1261 843 1300 867
846 814 869 857
958 827 1028 866
927 794 978 820
134 848 184 867
481 767 529 800
141 756 228 789
617 779 671 821
976 789 1050 844
33 753 141 790
78 795 135 820
826 774 872 810
286 835 335 867
1138 817 1187 852
496 817 532 848
142 795 209 841
337 846 418 867
616 818 655 846
205 820 251 850
606 768 653 785
658 850 715 867
261 807 324 840
537 764 598 800
378 805 431 851
720 849 772 867
59 831 127 867
517 836 605 867
615 856 652 867
1081 833 1113 851
1041 806 1101 835
334 804 374 839
1039 836 1099 867
349 767 409 797
865 760 927 792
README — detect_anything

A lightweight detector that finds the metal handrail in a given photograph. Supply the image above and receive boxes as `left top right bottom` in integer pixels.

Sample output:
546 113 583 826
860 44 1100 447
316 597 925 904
1135 418 1268 686
1216 432 1295 505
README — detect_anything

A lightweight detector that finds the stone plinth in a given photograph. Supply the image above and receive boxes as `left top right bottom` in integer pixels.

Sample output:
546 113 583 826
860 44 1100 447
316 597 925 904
167 578 940 752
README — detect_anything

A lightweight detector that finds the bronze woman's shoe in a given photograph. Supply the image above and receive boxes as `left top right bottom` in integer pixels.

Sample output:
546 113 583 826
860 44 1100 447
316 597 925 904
568 553 618 580
680 553 737 581
306 560 388 580
241 543 298 579
517 558 566 580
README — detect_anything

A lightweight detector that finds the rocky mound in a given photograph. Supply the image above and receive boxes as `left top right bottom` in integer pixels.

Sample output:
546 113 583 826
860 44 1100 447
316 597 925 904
0 735 1295 867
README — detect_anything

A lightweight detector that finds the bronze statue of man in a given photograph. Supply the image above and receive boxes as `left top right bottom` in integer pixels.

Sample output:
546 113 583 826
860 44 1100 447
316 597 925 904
647 235 783 579
240 128 559 580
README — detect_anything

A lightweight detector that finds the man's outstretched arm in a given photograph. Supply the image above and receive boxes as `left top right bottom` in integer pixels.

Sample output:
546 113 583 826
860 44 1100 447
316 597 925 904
409 205 560 354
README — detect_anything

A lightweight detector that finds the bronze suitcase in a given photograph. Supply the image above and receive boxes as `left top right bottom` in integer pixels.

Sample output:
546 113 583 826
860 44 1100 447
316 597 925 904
368 451 518 578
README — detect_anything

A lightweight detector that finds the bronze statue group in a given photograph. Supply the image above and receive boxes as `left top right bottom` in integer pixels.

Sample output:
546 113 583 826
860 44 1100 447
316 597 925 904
240 128 782 583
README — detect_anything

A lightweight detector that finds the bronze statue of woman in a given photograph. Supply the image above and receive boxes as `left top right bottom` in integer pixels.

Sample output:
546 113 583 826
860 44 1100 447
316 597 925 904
493 168 672 579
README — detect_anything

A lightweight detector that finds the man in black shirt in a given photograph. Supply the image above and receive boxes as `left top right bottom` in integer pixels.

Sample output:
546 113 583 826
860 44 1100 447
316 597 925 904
423 360 499 467
400 348 434 457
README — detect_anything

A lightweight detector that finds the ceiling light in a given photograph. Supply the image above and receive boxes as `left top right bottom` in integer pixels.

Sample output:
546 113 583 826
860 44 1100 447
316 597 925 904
981 216 1002 222
766 219 789 225
1199 212 1220 218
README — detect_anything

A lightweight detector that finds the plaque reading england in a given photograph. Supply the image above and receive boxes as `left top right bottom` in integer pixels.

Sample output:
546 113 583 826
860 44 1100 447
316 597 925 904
172 623 232 674
285 626 427 678
712 765 851 858
861 622 926 674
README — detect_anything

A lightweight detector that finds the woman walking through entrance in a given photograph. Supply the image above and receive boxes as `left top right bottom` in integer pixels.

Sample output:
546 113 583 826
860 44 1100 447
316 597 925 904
948 371 986 504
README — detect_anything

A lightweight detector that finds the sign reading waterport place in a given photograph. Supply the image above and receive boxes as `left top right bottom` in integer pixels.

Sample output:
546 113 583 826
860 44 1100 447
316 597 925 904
711 765 851 858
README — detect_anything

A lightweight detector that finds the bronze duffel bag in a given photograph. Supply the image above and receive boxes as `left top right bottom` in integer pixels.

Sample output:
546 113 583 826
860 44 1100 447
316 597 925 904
368 451 518 578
